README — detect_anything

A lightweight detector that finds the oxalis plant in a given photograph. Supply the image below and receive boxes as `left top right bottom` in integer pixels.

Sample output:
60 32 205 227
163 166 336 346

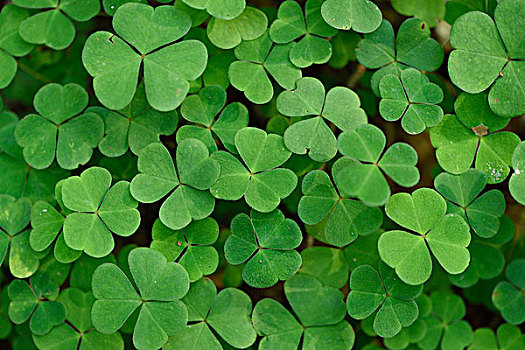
0 0 524 349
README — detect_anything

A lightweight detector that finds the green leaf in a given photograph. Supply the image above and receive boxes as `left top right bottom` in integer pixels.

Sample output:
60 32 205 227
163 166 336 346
337 124 419 205
224 209 302 288
94 83 178 157
207 6 267 49
62 167 140 257
277 77 367 162
510 141 525 205
130 140 219 230
391 0 445 27
29 201 64 252
379 188 471 285
92 247 190 350
183 0 245 20
300 247 349 289
356 19 443 95
19 10 75 50
298 168 383 247
8 273 66 335
321 0 382 33
14 83 103 170
468 324 525 350
379 68 443 134
492 259 525 325
151 218 219 282
449 0 525 117
435 169 505 238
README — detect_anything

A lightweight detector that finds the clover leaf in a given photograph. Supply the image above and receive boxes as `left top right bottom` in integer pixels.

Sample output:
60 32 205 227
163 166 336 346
0 5 33 88
253 273 355 349
468 323 524 350
448 0 525 117
14 0 99 50
337 124 420 206
0 194 44 278
356 18 443 95
182 0 245 20
450 215 513 288
177 85 248 152
277 77 367 162
82 3 207 111
228 31 302 104
210 127 297 212
509 141 525 205
207 6 267 49
0 287 12 339
269 0 337 68
444 0 497 24
321 0 382 33
492 259 525 325
15 83 104 170
92 82 178 158
130 139 219 230
61 167 140 258
298 164 383 247
347 262 422 338
150 218 219 282
224 209 302 288
379 68 444 135
378 188 471 285
418 291 474 350
435 169 505 238
102 0 147 16
430 94 520 184
391 0 445 27
8 272 66 336
92 247 190 350
164 277 256 349
33 288 124 350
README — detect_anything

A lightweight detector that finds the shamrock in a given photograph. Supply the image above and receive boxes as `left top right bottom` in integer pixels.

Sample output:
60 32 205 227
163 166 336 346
379 68 444 135
0 5 33 88
130 139 219 230
0 287 11 339
444 0 497 24
92 82 178 158
347 263 422 338
224 209 302 288
92 247 190 350
102 0 147 16
435 169 505 238
8 272 66 336
391 0 445 27
448 0 525 117
61 167 141 258
269 0 337 68
0 195 44 278
378 188 471 285
228 31 302 104
356 18 443 95
509 141 525 205
210 127 297 212
206 6 267 49
181 0 245 20
164 278 256 350
13 0 100 50
492 259 525 325
176 85 248 153
300 246 350 289
252 273 355 349
150 218 219 282
321 0 382 33
449 215 513 288
468 324 524 350
15 83 104 170
417 292 473 350
430 92 520 184
82 2 207 111
337 124 420 206
277 77 367 162
298 161 383 247
33 288 124 350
